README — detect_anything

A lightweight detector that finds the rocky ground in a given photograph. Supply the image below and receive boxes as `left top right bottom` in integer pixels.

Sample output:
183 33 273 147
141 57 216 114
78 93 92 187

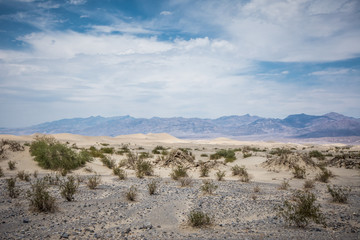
0 135 359 239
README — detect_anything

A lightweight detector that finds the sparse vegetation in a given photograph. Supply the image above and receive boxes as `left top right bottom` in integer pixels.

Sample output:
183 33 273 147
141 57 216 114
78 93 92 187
125 185 137 201
170 165 188 180
303 179 315 189
188 210 212 227
199 163 210 177
269 148 292 156
33 170 38 178
216 170 225 181
309 150 325 160
327 185 351 203
152 145 166 154
200 153 208 157
100 155 115 169
147 179 159 195
100 147 114 154
8 160 17 170
7 177 20 198
292 165 306 179
113 166 127 180
27 179 57 212
231 165 250 182
179 177 193 187
254 185 260 193
210 149 236 162
135 160 154 178
0 166 3 177
30 135 91 171
243 151 252 158
87 174 101 189
60 175 79 201
17 170 31 182
278 179 290 190
276 190 326 228
201 180 218 194
315 167 334 183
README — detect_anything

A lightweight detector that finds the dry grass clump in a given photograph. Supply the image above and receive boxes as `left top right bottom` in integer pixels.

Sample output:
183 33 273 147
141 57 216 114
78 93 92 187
164 149 194 166
60 175 79 201
201 180 218 194
216 170 225 181
231 165 250 182
199 163 210 177
7 177 20 198
188 210 212 228
292 165 306 179
327 185 351 203
315 167 334 183
87 174 101 189
27 179 57 212
113 166 127 180
263 153 317 172
254 185 261 193
147 179 159 195
17 170 31 182
125 185 137 201
278 179 290 190
170 165 188 180
276 190 325 228
8 160 17 170
303 179 315 189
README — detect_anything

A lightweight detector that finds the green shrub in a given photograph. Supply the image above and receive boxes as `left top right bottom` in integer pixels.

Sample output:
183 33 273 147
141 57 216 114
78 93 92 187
303 179 315 189
88 146 104 158
135 160 154 178
278 179 290 190
152 145 166 154
170 165 188 180
60 175 78 201
100 147 114 154
269 148 292 156
147 179 159 195
216 170 225 181
43 174 61 186
327 185 351 203
309 150 325 160
113 166 127 180
292 165 306 179
139 152 151 159
201 180 218 194
199 164 210 177
200 153 208 157
125 185 137 201
116 145 130 155
17 170 31 182
7 177 20 198
188 210 212 227
30 136 91 171
8 160 17 170
27 179 57 212
243 151 252 158
210 149 236 162
231 165 250 182
87 174 101 189
315 168 334 183
100 155 115 169
276 190 326 228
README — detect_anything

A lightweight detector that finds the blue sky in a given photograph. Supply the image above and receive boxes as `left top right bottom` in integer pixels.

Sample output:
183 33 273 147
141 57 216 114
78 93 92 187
0 0 359 128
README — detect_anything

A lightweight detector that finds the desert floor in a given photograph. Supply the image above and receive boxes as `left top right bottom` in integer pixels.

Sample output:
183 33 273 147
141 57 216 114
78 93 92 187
0 133 359 240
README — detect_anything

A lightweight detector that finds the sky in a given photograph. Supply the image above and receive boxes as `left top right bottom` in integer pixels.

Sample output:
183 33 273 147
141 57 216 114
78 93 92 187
0 0 359 128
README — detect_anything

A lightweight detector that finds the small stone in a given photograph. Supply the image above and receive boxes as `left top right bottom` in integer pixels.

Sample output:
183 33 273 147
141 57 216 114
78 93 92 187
60 232 69 239
23 219 29 223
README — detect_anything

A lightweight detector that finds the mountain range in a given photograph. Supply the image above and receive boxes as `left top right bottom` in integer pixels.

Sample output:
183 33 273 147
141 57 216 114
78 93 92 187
1 112 360 141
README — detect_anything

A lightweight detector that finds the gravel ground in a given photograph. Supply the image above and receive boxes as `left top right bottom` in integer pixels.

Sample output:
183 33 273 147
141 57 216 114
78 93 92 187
1 174 359 240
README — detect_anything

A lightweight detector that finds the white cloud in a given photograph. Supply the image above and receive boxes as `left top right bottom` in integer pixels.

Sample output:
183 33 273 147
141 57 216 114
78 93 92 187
160 11 172 16
68 0 86 5
310 68 352 76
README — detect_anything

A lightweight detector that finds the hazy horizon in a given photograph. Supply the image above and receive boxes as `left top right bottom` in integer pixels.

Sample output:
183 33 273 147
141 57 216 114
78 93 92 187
1 0 360 128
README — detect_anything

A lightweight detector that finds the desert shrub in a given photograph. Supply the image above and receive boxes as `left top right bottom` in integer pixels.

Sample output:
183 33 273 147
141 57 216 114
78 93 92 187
327 185 351 203
30 136 91 171
8 160 17 170
33 170 38 178
199 164 210 177
315 168 334 183
210 149 236 162
243 151 252 158
251 194 258 200
147 179 159 195
303 179 315 189
292 165 306 179
309 150 325 160
7 177 20 198
17 170 31 182
179 177 193 187
152 145 166 154
126 151 139 169
188 210 212 227
100 147 114 154
42 174 61 186
278 179 290 190
27 179 57 212
216 170 225 181
113 166 127 180
200 153 208 157
170 165 188 180
87 174 101 189
88 146 105 158
84 167 93 173
60 175 79 201
125 185 137 201
100 155 115 169
231 165 250 182
0 166 3 177
116 145 130 155
135 160 153 178
270 148 292 156
139 152 151 160
276 190 325 228
201 180 218 194
254 185 260 193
